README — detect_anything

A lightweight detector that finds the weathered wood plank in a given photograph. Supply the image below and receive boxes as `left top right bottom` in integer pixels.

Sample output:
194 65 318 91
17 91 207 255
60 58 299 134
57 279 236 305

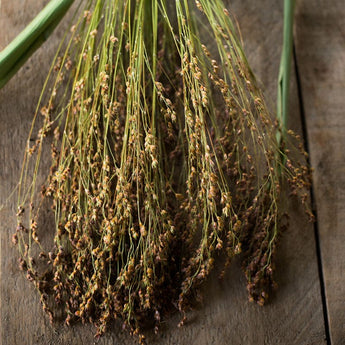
295 1 345 344
0 1 326 344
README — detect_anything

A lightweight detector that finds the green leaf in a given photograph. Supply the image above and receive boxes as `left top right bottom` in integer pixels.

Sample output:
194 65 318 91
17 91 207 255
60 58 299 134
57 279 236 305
0 0 74 89
277 0 295 145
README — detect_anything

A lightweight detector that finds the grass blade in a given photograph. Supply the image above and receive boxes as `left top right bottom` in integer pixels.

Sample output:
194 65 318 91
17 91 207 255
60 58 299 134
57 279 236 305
277 0 295 144
0 0 74 88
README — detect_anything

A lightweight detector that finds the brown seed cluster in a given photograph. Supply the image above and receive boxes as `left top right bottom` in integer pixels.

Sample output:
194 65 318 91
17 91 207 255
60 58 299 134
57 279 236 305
14 0 312 343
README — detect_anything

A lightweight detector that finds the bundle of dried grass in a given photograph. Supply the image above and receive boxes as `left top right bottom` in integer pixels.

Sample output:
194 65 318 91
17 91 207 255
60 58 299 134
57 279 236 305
12 0 311 342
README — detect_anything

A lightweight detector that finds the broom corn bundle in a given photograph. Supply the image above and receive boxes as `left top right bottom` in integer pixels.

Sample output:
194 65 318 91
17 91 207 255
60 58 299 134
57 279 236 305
11 0 311 341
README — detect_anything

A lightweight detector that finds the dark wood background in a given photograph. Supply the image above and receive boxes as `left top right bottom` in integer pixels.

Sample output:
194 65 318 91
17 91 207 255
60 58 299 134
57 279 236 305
0 0 343 344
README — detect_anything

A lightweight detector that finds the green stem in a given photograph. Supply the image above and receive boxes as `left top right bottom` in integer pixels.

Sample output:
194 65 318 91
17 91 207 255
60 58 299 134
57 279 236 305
0 0 74 89
277 0 295 145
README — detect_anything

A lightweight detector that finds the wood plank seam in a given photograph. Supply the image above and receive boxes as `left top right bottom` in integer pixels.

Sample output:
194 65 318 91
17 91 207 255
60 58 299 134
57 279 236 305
293 43 332 345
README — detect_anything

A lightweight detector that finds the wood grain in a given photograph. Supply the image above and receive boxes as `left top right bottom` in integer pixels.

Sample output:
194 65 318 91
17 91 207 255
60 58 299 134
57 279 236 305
295 1 345 344
0 1 326 344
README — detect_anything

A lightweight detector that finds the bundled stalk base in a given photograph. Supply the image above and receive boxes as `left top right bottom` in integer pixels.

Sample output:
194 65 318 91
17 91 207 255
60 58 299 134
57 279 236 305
14 0 311 342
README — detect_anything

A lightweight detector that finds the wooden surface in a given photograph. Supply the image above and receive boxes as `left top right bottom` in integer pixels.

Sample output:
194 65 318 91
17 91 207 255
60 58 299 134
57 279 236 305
295 1 345 344
0 0 333 344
